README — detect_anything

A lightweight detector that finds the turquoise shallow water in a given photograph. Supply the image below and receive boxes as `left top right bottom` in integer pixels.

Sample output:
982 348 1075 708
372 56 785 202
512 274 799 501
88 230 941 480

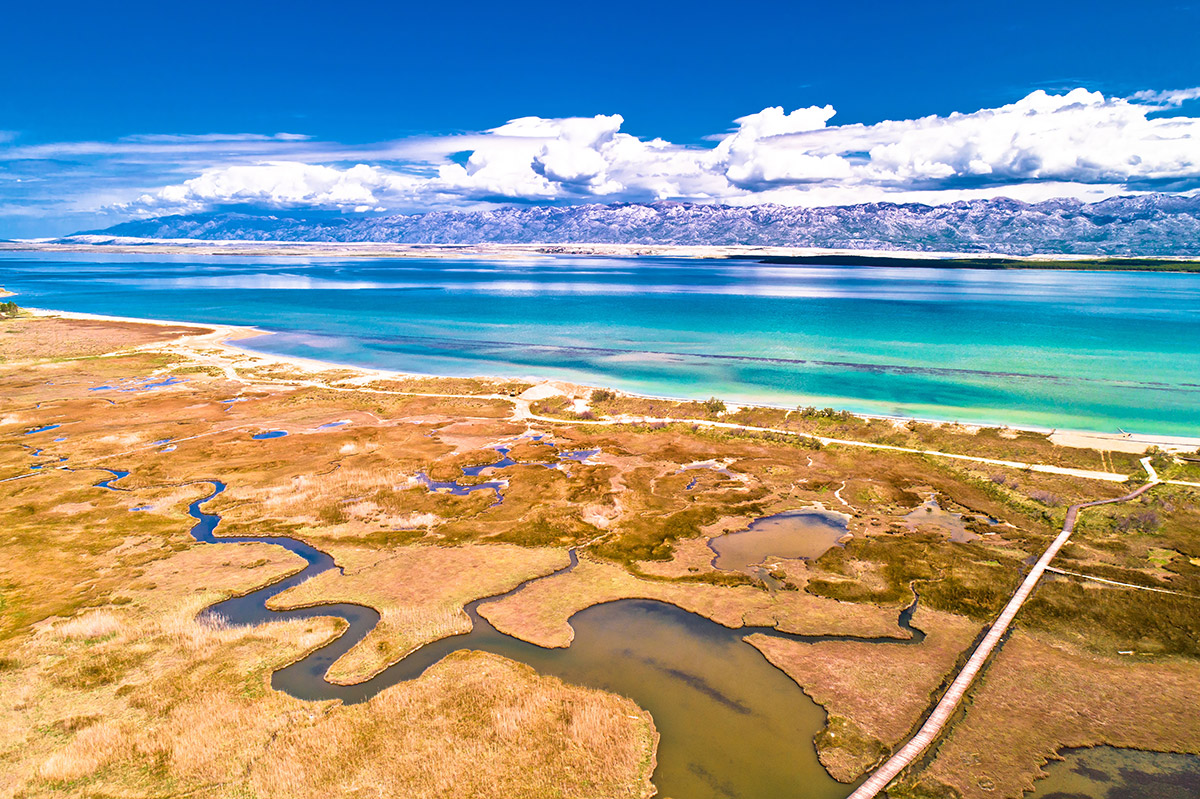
2 251 1198 436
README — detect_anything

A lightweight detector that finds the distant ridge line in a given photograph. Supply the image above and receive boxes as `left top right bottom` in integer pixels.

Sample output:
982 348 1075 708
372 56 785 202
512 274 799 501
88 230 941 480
82 194 1200 256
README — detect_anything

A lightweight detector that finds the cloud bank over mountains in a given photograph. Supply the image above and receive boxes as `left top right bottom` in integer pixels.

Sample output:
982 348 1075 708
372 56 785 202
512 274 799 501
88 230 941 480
3 87 1199 235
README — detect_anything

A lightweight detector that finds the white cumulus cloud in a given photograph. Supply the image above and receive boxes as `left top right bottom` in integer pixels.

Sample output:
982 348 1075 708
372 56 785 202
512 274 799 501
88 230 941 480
124 162 419 213
860 88 1200 188
717 105 851 189
36 86 1200 218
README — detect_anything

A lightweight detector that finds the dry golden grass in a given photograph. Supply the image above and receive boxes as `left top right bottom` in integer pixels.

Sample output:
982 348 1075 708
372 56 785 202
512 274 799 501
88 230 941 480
907 631 1200 799
43 610 125 641
251 651 658 799
0 315 208 362
0 467 209 641
635 535 721 578
238 463 428 521
4 314 1197 799
2 534 658 799
0 543 341 798
479 555 907 648
746 606 982 782
272 543 570 682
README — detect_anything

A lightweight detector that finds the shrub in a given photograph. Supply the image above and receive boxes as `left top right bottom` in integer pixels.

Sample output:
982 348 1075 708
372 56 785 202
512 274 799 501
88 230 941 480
1142 444 1173 472
1114 509 1161 533
703 396 726 415
1028 489 1063 507
796 405 852 421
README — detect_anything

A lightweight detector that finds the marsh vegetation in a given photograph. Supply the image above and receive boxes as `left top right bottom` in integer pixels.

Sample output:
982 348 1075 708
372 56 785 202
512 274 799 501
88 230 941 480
1 316 1197 799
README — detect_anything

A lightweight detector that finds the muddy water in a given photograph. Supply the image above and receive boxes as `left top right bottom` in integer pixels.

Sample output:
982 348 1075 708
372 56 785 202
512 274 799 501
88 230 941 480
904 495 979 543
186 482 921 799
272 595 859 799
710 510 849 574
1025 746 1200 798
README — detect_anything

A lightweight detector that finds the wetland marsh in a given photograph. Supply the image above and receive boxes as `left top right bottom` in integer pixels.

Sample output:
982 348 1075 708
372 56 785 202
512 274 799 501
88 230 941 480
2 313 1198 799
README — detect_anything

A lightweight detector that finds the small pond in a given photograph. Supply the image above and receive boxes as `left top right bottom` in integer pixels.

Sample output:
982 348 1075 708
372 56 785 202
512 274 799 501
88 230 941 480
905 495 980 543
710 510 849 576
23 424 61 435
1026 746 1200 799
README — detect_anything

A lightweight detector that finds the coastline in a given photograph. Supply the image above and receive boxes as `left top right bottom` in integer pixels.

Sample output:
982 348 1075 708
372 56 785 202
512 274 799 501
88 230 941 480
26 306 1200 455
5 238 1200 271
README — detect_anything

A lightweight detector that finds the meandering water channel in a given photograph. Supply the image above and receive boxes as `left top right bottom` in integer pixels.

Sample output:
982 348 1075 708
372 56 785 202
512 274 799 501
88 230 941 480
178 480 929 799
72 465 1197 797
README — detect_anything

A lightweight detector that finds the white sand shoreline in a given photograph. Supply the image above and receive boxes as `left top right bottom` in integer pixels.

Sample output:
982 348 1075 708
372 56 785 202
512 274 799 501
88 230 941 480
5 238 1200 267
25 306 1200 455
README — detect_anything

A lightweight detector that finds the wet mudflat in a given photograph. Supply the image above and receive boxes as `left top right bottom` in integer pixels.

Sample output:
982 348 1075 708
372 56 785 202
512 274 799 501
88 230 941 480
1026 746 1200 799
904 495 980 543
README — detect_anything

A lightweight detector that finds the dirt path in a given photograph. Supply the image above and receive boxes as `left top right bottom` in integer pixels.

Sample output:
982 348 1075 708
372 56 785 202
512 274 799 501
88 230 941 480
12 336 1194 499
2 361 1161 489
1044 565 1193 596
16 309 1194 487
520 403 1133 483
843 458 1161 799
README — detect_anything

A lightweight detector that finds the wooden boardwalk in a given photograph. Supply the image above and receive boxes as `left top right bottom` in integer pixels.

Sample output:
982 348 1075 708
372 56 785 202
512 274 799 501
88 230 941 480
844 459 1160 799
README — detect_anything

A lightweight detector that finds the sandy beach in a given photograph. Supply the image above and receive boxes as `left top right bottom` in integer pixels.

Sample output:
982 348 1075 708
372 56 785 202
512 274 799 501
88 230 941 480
25 306 1200 455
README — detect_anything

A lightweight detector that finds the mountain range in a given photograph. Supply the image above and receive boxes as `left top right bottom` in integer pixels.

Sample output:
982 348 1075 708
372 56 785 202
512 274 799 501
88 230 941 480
81 194 1200 256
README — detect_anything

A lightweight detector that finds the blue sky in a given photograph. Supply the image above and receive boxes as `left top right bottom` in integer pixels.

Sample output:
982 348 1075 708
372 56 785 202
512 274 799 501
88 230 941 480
2 0 1199 236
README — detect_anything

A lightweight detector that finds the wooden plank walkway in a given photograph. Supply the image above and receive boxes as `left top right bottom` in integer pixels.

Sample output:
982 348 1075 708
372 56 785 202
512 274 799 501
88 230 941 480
844 459 1160 799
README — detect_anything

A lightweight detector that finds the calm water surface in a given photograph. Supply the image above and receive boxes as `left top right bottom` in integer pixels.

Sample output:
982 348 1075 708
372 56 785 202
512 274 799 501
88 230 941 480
1026 747 1200 799
3 251 1198 435
710 510 849 573
185 482 863 799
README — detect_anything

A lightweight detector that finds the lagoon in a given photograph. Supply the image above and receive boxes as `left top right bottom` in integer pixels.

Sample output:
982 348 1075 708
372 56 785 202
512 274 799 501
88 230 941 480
3 251 1199 436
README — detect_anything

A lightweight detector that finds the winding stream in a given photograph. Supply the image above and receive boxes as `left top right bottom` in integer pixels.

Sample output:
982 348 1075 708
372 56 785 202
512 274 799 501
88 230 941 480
182 480 927 799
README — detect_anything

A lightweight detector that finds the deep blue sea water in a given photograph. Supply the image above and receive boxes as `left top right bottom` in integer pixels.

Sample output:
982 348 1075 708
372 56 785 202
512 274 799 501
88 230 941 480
3 251 1198 436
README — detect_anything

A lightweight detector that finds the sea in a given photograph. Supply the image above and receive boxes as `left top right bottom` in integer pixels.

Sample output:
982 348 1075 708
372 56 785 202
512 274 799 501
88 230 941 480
3 250 1198 437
